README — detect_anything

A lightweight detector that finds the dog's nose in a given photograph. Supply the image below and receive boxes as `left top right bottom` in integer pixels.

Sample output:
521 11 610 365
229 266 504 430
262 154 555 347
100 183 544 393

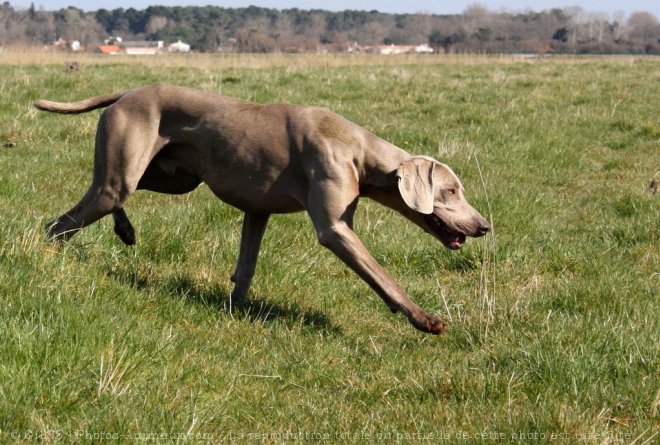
476 220 491 237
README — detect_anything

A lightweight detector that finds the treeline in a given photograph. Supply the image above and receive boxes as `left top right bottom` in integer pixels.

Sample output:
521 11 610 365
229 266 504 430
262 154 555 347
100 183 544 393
1 2 659 54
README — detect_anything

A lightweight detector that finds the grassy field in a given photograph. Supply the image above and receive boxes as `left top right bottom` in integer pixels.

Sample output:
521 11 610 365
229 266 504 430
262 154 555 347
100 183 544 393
0 53 658 443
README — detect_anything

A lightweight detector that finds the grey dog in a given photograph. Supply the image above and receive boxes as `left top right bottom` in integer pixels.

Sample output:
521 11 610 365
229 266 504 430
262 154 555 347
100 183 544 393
34 84 490 334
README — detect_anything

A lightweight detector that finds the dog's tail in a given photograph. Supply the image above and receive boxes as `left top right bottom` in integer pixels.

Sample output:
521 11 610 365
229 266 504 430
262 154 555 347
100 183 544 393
33 90 129 114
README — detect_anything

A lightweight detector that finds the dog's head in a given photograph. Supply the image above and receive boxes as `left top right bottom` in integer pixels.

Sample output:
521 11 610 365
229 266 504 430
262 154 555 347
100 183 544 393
396 156 490 250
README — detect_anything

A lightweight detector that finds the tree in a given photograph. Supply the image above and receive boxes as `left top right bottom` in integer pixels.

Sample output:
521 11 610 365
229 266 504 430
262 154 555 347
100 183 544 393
54 7 83 40
235 27 276 52
553 27 568 42
474 27 492 42
145 15 167 34
429 27 466 54
628 12 658 42
0 3 657 54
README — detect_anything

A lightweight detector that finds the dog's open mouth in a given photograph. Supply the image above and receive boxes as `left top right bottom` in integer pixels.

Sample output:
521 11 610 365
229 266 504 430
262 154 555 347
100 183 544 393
426 214 466 250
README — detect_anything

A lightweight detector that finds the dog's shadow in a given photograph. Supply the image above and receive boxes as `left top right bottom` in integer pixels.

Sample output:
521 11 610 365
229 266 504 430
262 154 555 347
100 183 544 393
169 275 342 334
109 269 341 335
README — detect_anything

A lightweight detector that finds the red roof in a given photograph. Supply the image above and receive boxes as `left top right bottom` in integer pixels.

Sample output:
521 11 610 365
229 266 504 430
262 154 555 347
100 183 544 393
98 45 121 54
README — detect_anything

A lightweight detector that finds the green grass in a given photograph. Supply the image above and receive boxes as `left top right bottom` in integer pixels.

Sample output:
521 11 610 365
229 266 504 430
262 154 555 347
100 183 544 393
1 55 658 443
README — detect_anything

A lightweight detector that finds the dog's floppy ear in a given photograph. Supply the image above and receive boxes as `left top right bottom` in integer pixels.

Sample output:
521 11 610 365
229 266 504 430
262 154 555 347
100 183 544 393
396 157 435 214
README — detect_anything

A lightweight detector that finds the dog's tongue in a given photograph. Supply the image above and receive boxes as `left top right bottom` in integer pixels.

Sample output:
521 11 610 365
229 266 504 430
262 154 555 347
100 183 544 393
449 235 466 250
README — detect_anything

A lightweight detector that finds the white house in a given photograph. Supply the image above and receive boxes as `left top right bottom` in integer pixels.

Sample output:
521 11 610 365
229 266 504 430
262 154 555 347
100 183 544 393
168 40 191 53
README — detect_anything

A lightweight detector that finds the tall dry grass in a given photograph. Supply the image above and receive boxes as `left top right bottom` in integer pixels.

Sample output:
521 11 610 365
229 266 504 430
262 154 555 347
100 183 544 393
1 45 649 70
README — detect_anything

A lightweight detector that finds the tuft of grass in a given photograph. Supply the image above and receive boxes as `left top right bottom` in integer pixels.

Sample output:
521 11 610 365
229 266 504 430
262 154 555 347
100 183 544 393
0 54 658 443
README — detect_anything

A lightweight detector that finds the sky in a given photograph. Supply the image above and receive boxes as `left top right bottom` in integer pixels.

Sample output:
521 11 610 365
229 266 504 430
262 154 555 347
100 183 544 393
15 1 660 19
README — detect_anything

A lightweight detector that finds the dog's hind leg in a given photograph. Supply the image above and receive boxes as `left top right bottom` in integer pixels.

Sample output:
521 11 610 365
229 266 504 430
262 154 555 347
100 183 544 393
112 209 136 245
109 146 203 246
47 110 161 243
46 183 128 242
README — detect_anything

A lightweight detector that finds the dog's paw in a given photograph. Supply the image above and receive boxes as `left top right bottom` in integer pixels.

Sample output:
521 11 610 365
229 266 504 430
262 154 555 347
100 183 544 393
225 291 249 315
410 312 447 335
114 223 136 246
45 221 57 241
44 220 67 243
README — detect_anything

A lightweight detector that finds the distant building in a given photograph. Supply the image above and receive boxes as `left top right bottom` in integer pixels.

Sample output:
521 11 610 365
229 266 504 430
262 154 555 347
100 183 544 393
168 40 191 53
47 38 81 52
361 43 434 55
97 38 190 55
122 40 164 55
414 43 434 54
97 44 121 55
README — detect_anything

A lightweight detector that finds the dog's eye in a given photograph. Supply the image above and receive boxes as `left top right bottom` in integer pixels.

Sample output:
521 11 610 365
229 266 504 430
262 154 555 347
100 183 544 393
447 188 456 195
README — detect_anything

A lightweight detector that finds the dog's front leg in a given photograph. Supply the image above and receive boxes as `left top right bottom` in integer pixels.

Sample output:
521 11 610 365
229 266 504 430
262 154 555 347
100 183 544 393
317 221 446 334
229 213 270 311
307 186 446 335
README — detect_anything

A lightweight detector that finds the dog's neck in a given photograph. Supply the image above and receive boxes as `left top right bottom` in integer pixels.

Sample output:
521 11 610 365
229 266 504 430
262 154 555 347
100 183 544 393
358 138 412 212
362 138 411 187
